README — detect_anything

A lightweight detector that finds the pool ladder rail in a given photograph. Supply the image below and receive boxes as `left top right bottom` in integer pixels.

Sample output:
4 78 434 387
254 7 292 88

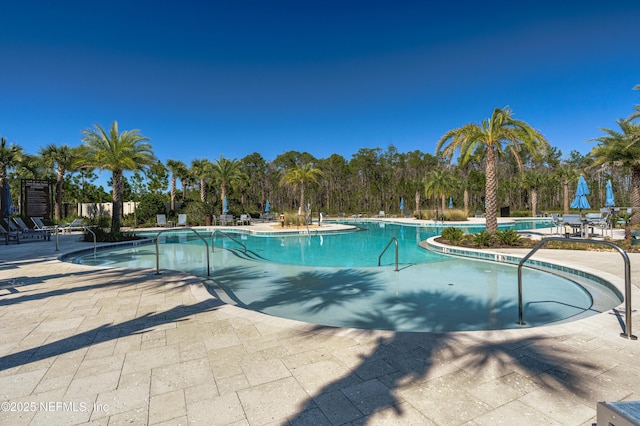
378 237 399 271
154 228 210 276
517 237 636 340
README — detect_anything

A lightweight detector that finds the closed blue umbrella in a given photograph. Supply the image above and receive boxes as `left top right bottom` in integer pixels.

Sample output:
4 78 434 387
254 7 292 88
1 183 12 217
265 200 270 213
223 196 228 213
449 197 453 209
570 175 590 212
605 180 615 207
399 198 404 211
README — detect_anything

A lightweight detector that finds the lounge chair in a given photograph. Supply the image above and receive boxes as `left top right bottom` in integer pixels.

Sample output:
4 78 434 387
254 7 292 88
12 217 50 240
177 214 187 227
60 218 85 234
0 222 20 244
378 211 385 218
32 217 57 233
236 214 251 225
3 218 47 241
157 214 167 227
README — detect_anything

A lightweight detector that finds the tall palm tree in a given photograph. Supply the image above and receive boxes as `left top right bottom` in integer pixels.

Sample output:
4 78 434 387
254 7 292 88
280 162 323 215
423 169 457 213
190 159 212 203
436 107 548 233
81 121 155 232
211 155 241 215
166 159 187 212
590 119 640 223
39 144 79 220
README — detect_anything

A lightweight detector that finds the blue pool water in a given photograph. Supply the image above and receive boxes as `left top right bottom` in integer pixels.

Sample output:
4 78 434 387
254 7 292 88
72 220 621 332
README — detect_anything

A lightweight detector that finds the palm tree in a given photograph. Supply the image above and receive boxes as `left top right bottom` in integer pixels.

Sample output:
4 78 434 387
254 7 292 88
0 137 23 222
0 137 23 190
423 169 457 213
436 107 548 233
590 119 640 223
211 155 241 215
166 159 187 212
39 144 79 220
190 159 212 203
81 121 155 232
280 162 323 215
555 164 578 215
522 170 545 217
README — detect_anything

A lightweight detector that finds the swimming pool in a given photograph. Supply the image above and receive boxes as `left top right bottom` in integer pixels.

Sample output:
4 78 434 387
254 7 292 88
72 220 622 332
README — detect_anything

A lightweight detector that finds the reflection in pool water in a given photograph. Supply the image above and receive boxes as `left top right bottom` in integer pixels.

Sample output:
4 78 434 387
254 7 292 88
73 220 621 332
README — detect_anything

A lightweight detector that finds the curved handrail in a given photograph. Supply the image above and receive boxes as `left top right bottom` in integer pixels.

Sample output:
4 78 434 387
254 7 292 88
155 228 210 276
82 226 97 256
378 237 399 271
517 237 635 340
211 229 247 253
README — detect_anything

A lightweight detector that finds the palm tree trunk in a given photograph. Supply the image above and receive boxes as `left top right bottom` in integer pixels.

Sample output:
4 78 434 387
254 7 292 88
485 146 498 233
531 189 538 218
440 194 445 212
415 190 420 216
200 179 206 203
631 165 640 225
563 181 569 215
111 171 123 232
170 175 176 212
221 182 227 215
55 169 64 220
463 189 469 215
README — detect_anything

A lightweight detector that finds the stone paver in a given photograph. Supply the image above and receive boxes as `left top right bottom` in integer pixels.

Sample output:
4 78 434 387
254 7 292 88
1 223 639 425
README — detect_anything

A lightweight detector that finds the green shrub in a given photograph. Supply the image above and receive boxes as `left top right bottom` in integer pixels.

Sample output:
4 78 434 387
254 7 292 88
440 227 464 243
136 193 166 223
85 214 111 229
442 209 468 221
472 231 494 247
182 201 215 226
494 229 522 245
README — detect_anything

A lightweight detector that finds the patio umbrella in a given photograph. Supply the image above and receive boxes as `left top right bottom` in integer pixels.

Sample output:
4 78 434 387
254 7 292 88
223 196 228 213
605 180 615 207
265 200 270 213
570 175 590 213
449 197 453 209
399 198 404 211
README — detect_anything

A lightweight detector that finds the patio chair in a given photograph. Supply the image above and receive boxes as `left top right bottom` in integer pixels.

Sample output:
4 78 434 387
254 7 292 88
12 217 50 240
378 211 385 218
31 217 57 233
177 214 187 226
3 218 47 241
157 214 167 227
236 214 251 225
562 214 583 237
550 213 562 234
0 222 20 244
60 218 85 233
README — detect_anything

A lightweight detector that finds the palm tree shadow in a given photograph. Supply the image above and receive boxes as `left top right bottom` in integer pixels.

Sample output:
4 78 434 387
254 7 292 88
286 289 603 424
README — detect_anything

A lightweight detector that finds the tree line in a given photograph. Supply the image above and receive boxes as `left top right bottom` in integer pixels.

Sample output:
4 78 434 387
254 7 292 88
1 85 638 233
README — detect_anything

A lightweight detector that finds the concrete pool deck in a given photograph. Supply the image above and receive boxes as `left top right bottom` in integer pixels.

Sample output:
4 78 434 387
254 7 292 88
1 221 639 425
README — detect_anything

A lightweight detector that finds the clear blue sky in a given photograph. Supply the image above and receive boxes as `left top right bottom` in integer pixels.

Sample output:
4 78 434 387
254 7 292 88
2 1 640 188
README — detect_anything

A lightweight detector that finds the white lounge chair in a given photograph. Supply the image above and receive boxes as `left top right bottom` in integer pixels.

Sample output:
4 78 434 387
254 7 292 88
60 218 85 233
157 214 167 227
177 214 187 226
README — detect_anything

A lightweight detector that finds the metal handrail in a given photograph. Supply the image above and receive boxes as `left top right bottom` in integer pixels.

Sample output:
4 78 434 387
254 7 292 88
517 237 636 340
211 229 247 253
82 226 97 256
155 228 210 276
378 237 399 271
